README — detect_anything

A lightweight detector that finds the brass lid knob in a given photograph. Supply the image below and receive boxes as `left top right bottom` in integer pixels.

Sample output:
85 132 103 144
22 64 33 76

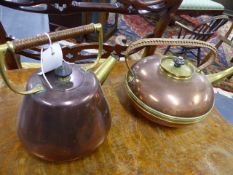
54 62 72 78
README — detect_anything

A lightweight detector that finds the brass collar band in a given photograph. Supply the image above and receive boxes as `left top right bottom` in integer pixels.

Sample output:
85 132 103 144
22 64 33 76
125 73 214 124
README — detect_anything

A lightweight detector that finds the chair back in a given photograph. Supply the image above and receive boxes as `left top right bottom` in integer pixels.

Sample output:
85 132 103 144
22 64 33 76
188 15 229 41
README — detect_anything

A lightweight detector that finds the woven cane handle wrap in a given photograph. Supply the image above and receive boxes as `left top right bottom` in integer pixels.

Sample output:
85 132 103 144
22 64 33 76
13 23 96 52
125 38 217 73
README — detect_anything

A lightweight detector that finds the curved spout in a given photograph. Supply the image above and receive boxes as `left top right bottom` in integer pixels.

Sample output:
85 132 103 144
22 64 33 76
207 66 233 83
94 55 118 85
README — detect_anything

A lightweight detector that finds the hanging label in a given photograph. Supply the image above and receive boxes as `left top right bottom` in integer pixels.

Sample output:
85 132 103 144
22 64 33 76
38 43 63 75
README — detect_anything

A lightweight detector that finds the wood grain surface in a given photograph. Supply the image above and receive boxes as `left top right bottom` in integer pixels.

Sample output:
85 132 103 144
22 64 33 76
0 62 233 175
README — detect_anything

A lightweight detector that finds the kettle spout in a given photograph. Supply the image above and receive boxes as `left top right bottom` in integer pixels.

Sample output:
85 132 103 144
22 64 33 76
94 55 118 85
207 66 233 83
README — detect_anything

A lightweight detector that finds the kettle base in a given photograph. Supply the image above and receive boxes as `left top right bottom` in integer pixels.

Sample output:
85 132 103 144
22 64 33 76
127 94 209 127
20 137 106 162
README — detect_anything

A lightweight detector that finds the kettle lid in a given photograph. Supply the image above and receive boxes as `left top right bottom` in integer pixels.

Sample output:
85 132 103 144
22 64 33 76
29 64 85 92
160 56 194 79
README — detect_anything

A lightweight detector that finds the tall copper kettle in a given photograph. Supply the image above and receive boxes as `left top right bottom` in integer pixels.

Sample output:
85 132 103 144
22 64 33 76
0 24 117 161
124 38 233 127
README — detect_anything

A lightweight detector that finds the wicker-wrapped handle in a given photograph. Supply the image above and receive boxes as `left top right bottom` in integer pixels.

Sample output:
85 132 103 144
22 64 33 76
125 38 217 76
12 23 97 52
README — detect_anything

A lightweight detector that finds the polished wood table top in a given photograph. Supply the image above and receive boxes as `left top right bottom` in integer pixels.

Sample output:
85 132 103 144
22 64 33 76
0 62 233 175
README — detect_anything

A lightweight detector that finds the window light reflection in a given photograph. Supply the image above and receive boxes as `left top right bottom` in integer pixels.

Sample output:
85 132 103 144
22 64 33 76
149 94 159 103
167 94 179 106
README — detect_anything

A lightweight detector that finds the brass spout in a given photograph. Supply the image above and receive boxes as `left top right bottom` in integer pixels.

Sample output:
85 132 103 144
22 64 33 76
94 55 117 85
207 66 233 83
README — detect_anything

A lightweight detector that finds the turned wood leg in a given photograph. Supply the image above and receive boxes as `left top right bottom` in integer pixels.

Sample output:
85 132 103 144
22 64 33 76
145 0 183 56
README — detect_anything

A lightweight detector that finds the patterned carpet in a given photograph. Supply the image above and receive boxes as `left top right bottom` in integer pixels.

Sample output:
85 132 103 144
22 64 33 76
108 14 233 92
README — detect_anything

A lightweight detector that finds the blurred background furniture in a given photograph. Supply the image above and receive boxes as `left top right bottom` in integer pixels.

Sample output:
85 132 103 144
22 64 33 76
0 0 183 69
219 23 233 79
204 21 233 80
212 0 233 16
218 23 233 48
48 0 118 41
164 15 229 67
0 0 182 40
216 21 233 49
178 0 224 16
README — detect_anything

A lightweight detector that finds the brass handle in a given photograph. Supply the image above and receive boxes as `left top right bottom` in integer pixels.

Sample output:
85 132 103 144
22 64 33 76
125 38 217 76
0 23 103 95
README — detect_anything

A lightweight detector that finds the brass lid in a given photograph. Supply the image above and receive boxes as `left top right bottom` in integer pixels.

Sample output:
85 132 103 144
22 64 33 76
160 56 194 79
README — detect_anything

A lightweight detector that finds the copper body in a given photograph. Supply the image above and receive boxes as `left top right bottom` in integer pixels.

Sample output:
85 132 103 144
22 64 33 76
127 56 214 127
17 65 111 161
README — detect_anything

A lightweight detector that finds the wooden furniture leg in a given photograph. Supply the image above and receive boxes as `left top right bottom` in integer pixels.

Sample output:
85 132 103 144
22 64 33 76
202 22 233 65
146 0 183 56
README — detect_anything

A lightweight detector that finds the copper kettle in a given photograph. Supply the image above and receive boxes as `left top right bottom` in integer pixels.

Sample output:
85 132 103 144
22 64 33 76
0 24 117 161
125 38 233 127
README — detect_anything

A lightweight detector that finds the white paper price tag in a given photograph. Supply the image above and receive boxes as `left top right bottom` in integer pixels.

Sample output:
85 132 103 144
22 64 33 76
38 43 63 75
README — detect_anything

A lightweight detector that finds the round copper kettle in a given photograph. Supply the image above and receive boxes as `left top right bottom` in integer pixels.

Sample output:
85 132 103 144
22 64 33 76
125 38 233 127
0 24 117 161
